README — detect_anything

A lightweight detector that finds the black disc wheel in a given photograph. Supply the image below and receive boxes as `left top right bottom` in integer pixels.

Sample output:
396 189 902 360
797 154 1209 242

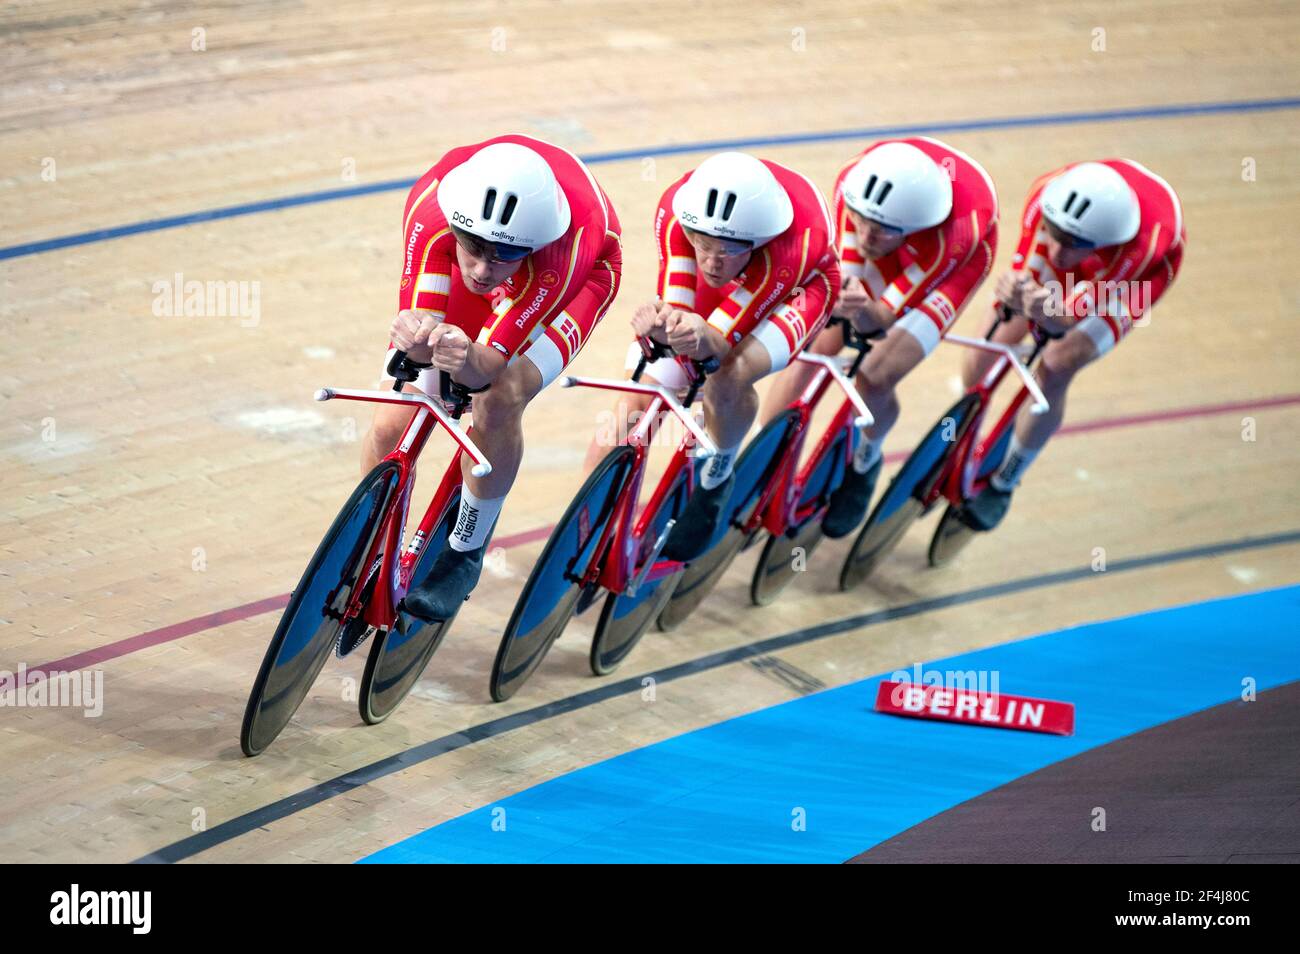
589 469 691 675
656 409 799 631
241 461 399 756
489 446 634 702
840 394 981 591
358 490 462 725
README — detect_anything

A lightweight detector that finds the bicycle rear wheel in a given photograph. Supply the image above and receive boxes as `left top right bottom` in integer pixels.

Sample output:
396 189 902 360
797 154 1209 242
657 409 799 631
241 461 400 756
928 502 978 567
359 490 461 725
490 446 634 702
840 394 981 591
590 469 690 675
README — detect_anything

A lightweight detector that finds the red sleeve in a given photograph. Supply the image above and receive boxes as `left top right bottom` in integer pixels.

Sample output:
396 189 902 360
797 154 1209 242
655 178 699 310
397 156 467 319
912 226 996 334
702 245 778 342
832 152 866 284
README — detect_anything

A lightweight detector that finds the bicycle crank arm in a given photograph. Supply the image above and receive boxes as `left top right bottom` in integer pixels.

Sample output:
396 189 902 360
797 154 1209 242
627 518 675 598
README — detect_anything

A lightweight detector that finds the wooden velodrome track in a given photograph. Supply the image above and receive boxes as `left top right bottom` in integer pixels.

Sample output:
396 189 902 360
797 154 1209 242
2 0 1298 863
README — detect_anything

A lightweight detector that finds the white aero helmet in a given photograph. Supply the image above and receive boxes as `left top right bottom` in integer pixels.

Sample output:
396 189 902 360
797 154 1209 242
841 141 953 234
1040 162 1140 248
671 152 794 247
437 142 571 253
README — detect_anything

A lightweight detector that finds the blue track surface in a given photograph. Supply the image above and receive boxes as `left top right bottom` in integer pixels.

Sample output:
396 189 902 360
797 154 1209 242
361 585 1300 863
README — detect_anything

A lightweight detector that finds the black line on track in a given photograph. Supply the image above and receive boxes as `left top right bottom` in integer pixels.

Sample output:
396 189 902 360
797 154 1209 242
134 528 1300 862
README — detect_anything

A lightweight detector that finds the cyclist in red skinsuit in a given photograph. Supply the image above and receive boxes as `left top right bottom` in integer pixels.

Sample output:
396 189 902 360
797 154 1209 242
603 151 840 561
763 136 999 539
961 158 1186 530
362 134 622 621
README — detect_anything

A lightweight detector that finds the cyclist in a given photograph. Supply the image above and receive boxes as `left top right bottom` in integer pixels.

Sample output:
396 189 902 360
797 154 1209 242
362 135 622 621
598 151 839 562
761 137 999 539
960 159 1186 530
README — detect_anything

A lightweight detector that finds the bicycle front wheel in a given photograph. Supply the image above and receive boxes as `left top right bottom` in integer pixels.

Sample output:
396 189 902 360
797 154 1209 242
241 461 400 756
657 408 799 631
490 446 634 702
590 468 690 675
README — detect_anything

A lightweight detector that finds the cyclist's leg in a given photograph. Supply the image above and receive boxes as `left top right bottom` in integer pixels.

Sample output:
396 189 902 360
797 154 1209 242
659 331 772 561
820 323 924 536
406 267 619 620
970 247 1182 530
963 326 1098 530
758 321 841 425
663 276 833 561
364 358 444 472
581 345 688 469
961 306 1030 389
823 248 992 538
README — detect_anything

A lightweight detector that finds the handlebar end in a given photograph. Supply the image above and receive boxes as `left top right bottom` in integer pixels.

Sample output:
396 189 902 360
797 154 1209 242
470 462 492 478
314 388 333 402
559 376 576 388
853 414 873 429
1031 401 1051 416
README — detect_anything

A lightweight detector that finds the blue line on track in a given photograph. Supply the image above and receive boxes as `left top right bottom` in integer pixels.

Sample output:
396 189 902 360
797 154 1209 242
6 96 1298 262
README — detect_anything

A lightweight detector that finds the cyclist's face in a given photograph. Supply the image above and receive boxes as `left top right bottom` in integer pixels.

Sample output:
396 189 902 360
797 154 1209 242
849 209 906 258
685 230 751 287
454 239 523 294
1043 220 1098 271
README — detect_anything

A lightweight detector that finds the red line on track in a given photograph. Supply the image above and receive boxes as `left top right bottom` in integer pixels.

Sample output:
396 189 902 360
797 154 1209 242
15 392 1300 684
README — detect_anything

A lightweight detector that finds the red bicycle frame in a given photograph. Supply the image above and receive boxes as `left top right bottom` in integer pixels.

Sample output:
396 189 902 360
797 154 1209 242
556 367 719 599
755 351 875 537
925 333 1050 508
310 385 491 627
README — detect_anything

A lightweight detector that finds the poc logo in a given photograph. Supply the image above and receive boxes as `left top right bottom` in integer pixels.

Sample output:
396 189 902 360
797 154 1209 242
679 211 699 225
451 211 474 228
50 884 152 934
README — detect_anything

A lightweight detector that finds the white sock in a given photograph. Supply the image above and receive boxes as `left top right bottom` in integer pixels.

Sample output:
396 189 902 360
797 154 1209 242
700 442 741 490
851 431 882 474
449 487 504 552
990 435 1040 492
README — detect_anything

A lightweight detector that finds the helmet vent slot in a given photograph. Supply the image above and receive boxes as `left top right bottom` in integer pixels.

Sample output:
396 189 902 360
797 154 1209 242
483 189 497 220
877 181 894 204
721 192 737 221
863 174 878 203
706 188 719 217
1074 197 1092 219
501 193 518 225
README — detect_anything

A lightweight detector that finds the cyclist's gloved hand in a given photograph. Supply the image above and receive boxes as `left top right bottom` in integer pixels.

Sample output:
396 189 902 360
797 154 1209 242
427 323 470 375
631 299 669 341
663 309 712 360
390 308 440 364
